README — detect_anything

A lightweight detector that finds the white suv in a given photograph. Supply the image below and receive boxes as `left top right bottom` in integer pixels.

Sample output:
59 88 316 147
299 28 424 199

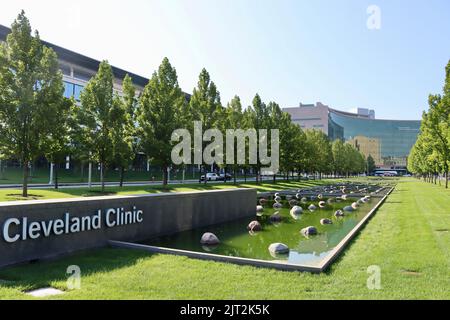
200 173 220 181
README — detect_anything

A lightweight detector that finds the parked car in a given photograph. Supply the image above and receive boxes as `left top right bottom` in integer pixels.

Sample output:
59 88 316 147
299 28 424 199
218 173 232 181
200 173 220 181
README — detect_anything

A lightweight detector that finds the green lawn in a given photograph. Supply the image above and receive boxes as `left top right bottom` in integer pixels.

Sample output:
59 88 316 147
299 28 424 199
0 178 448 299
0 179 330 202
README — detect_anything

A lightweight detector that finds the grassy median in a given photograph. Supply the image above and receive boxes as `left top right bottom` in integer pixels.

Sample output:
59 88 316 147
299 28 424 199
0 179 331 202
0 178 448 299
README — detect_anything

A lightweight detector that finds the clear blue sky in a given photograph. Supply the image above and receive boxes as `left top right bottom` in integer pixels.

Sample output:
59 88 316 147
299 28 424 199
1 0 449 120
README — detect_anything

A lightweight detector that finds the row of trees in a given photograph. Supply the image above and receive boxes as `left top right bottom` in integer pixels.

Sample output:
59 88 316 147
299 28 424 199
0 12 368 197
408 60 450 188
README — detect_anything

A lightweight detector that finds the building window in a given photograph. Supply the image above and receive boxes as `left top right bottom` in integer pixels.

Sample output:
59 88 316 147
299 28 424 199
74 84 84 101
63 81 74 98
60 64 71 76
73 69 93 82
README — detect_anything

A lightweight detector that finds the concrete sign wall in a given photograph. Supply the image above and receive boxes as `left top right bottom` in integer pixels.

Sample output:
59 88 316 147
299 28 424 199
0 188 256 268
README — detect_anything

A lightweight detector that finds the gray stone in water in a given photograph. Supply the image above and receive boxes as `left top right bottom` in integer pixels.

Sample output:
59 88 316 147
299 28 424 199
341 195 348 200
285 195 293 201
290 206 303 215
318 194 323 199
268 243 289 255
301 197 308 204
259 198 267 205
343 206 354 212
308 204 317 212
351 202 359 210
327 198 335 204
320 218 333 225
270 213 283 222
200 232 220 245
301 226 318 237
296 193 302 200
318 201 326 208
274 193 280 197
274 196 282 202
289 199 298 206
334 210 345 217
256 205 264 213
273 202 283 209
247 220 262 232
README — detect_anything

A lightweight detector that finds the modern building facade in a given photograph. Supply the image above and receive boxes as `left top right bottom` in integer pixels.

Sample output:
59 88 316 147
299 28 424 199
0 24 149 101
283 102 421 169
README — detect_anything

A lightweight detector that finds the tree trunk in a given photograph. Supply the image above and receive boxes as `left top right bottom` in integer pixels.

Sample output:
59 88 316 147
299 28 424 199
162 165 168 186
120 166 125 188
55 164 59 189
256 167 260 184
204 165 207 185
22 160 29 197
446 171 448 189
244 169 247 183
100 163 105 192
234 167 237 185
223 166 227 184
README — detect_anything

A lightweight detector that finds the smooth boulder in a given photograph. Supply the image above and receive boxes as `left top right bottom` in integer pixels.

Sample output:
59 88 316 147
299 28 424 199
343 205 354 212
290 206 303 215
256 205 264 213
301 226 318 237
268 243 289 255
308 204 317 212
270 213 283 223
318 201 326 208
247 221 262 232
334 210 345 217
273 202 283 209
320 218 333 225
200 233 220 245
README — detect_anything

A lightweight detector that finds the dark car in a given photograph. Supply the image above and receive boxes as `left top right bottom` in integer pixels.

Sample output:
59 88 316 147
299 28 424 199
218 173 232 181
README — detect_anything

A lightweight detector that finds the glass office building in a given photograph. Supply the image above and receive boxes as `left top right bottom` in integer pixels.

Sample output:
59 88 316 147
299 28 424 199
284 103 421 169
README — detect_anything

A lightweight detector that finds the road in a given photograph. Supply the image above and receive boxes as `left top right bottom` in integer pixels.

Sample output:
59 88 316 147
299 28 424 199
0 177 276 190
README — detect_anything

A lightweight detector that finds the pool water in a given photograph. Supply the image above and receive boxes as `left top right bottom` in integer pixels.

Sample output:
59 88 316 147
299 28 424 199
141 196 377 267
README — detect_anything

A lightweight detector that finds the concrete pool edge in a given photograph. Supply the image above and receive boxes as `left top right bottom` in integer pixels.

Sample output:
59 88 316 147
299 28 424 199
109 187 395 273
317 187 395 271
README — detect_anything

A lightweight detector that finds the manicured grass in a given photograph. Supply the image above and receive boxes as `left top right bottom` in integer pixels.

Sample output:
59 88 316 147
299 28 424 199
0 167 201 185
0 178 448 299
0 179 330 202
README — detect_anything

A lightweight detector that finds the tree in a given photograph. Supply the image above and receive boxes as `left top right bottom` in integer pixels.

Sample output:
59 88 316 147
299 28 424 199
111 74 136 187
137 57 186 186
0 11 68 197
367 154 376 174
225 95 245 184
408 60 450 187
305 129 332 178
247 94 270 183
189 68 222 184
41 96 74 189
76 60 115 192
332 139 346 176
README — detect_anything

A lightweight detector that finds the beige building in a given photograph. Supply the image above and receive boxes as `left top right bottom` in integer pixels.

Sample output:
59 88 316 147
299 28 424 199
347 136 382 166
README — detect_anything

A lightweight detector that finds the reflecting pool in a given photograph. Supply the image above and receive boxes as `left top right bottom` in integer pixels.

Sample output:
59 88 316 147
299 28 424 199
141 184 387 267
